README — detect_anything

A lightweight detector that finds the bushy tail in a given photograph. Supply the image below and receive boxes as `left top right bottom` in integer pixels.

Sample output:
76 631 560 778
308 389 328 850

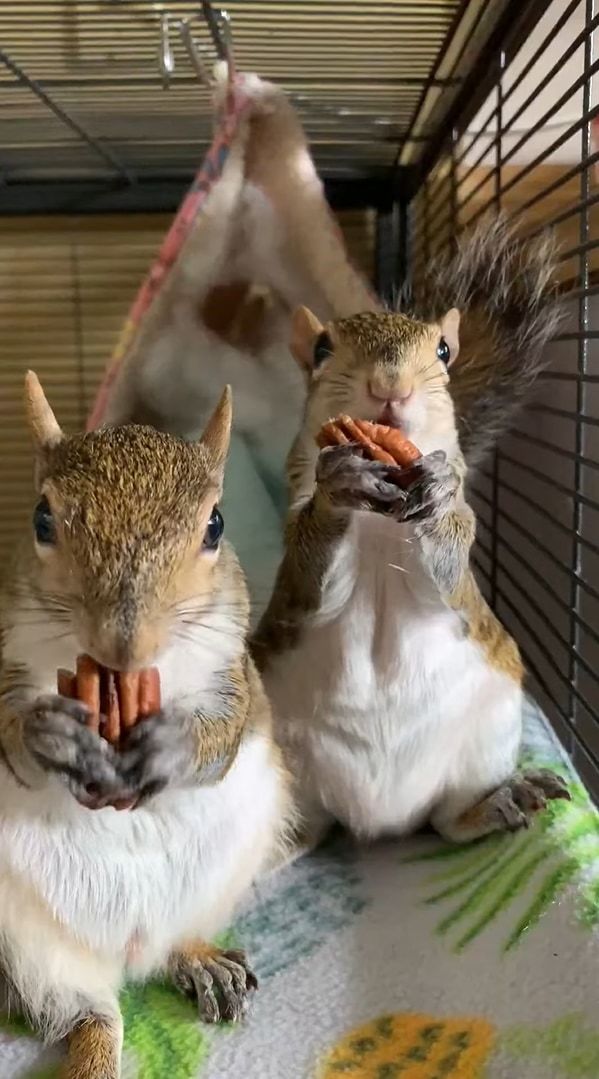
405 215 564 468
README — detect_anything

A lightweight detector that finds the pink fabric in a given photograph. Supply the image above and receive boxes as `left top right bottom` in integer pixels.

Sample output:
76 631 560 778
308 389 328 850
86 77 252 432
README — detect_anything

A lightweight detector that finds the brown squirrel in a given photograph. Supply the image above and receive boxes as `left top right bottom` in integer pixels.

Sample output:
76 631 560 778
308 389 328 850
252 217 569 854
0 374 292 1078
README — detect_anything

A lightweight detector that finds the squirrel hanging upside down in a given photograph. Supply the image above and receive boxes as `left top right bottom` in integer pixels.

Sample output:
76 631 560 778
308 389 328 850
0 375 292 1078
252 216 570 855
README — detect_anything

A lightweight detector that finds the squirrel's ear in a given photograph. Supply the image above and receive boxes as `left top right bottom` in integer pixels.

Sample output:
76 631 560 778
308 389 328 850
440 308 460 364
290 306 325 372
201 385 232 477
24 371 63 452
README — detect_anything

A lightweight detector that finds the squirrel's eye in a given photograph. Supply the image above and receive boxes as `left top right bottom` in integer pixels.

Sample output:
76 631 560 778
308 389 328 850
33 496 56 545
436 336 450 365
313 331 332 368
203 506 224 551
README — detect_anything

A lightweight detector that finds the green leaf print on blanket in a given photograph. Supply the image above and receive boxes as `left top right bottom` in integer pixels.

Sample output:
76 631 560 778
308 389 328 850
0 839 367 1078
1 982 208 1079
502 1013 599 1077
406 776 599 952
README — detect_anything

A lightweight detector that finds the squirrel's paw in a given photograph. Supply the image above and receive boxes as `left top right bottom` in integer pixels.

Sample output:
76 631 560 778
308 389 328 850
441 769 571 841
395 451 459 523
170 944 258 1024
486 770 570 832
23 694 122 806
316 444 408 513
117 711 196 800
508 769 571 814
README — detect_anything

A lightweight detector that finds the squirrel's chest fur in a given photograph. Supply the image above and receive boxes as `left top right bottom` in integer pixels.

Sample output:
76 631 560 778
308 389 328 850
0 612 283 972
0 735 275 971
264 512 521 836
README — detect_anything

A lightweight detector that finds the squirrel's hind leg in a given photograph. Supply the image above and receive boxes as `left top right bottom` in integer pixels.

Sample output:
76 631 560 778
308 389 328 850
66 1013 123 1079
0 888 123 1076
431 769 571 843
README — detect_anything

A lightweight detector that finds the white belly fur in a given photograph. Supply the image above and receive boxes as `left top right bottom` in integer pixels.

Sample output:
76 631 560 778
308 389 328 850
0 732 279 974
0 615 284 981
265 512 522 838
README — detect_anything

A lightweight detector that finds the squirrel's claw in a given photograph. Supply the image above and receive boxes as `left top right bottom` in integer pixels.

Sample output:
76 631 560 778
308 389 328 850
117 710 195 801
316 444 408 512
395 451 459 524
315 444 459 523
170 945 258 1024
24 694 123 806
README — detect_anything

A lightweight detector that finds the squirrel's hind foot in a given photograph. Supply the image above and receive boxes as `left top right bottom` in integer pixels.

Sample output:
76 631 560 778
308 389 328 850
434 768 571 843
169 943 258 1024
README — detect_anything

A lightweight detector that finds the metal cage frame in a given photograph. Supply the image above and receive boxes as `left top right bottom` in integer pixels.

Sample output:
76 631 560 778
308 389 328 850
401 0 599 799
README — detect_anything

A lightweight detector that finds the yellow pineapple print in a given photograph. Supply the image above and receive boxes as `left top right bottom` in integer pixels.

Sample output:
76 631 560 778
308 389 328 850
318 1011 495 1078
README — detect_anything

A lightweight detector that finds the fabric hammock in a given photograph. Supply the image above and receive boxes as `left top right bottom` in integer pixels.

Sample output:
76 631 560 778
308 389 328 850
88 64 379 620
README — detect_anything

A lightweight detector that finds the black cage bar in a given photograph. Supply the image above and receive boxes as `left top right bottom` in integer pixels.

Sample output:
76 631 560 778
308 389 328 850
407 0 599 799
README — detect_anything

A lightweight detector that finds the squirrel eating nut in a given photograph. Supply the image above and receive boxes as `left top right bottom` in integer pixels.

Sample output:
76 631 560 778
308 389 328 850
57 657 161 746
253 221 569 862
0 372 293 1069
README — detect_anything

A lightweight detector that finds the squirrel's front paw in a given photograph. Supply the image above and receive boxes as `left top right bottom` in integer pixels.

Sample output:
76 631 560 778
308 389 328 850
396 451 460 523
118 711 197 801
24 694 122 806
316 444 408 513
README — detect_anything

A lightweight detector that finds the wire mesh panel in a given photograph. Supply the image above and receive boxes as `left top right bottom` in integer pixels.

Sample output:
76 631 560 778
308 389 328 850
408 0 599 799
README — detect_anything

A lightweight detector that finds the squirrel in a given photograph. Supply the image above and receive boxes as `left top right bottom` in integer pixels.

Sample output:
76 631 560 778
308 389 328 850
0 374 292 1078
252 216 569 854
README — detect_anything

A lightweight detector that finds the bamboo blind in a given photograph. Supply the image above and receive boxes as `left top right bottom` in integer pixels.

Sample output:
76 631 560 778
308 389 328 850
0 209 374 568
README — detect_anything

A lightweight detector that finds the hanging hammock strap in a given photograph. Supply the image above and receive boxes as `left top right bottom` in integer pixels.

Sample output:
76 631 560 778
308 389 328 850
87 78 252 431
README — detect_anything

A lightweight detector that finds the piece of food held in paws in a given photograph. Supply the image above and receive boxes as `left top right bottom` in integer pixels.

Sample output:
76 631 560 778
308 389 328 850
57 655 161 746
318 415 421 470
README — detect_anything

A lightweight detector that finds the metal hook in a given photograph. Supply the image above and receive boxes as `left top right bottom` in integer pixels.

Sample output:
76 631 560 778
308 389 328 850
171 4 235 90
177 17 212 88
218 9 235 77
158 12 175 89
201 2 235 78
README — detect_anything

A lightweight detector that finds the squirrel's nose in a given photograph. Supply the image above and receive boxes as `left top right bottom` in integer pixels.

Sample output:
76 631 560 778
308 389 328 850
368 378 413 404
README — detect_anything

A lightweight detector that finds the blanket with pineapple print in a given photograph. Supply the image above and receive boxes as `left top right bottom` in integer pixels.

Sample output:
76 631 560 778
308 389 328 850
3 696 598 1079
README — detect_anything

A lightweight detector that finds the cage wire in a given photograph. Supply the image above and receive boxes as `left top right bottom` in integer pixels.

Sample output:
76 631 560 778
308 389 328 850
407 0 599 799
0 0 598 797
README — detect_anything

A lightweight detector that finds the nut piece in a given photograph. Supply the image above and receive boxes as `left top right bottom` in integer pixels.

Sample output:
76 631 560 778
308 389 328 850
354 418 422 467
57 657 162 748
57 668 77 700
317 414 421 469
138 668 161 718
76 654 101 734
318 420 351 448
337 415 396 465
117 672 140 732
103 670 121 746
